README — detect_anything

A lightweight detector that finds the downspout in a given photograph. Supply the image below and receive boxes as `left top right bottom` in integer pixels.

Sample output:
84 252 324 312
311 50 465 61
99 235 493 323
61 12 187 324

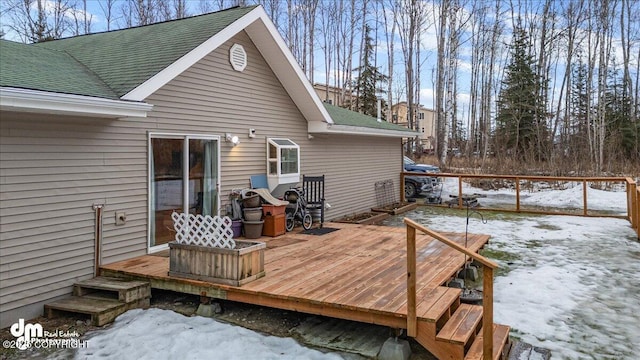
92 203 104 277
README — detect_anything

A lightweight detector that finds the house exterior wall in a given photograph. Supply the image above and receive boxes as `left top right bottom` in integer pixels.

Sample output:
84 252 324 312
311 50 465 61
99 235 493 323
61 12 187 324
0 112 149 327
0 31 402 327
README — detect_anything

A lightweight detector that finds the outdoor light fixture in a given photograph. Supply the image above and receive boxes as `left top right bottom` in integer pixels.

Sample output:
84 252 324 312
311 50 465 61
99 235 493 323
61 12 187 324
225 133 240 146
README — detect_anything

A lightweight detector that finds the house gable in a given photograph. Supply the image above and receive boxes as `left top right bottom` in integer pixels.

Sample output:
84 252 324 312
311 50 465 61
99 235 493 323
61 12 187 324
2 5 412 137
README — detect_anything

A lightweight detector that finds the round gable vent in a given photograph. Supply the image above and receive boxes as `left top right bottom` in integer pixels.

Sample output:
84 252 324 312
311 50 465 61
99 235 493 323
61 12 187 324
229 44 247 72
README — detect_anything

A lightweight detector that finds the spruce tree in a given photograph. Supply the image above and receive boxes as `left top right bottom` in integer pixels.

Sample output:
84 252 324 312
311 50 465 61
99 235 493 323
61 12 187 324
495 28 547 160
352 25 389 118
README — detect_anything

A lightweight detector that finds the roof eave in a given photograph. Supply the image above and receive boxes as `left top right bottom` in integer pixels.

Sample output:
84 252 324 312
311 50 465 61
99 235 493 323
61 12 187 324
245 10 333 124
0 87 153 118
308 121 417 138
120 6 334 125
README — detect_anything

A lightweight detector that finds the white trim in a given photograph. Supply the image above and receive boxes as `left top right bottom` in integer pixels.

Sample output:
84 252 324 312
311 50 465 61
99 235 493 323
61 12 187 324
147 132 222 253
244 11 333 124
122 9 263 101
266 138 300 191
121 7 334 125
0 87 152 118
307 121 417 138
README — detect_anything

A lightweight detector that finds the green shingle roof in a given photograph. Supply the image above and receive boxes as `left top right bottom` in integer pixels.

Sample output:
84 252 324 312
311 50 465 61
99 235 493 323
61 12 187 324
1 6 257 99
323 103 417 134
0 39 119 99
1 5 413 136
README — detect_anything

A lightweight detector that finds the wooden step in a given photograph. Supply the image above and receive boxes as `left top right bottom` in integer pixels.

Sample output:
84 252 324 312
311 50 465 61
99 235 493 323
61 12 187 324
45 296 149 326
417 286 462 325
436 303 483 346
73 276 150 303
464 324 511 360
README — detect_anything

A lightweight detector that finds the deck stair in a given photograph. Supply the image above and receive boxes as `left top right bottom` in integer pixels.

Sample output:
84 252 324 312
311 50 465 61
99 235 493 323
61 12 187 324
411 286 510 360
44 276 150 326
405 218 511 360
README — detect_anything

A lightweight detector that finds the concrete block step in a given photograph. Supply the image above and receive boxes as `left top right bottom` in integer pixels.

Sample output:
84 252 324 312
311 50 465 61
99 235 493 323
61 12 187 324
73 276 150 303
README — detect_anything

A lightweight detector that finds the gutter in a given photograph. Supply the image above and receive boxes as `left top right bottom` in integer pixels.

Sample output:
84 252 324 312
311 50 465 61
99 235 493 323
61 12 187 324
1 87 153 118
308 121 417 138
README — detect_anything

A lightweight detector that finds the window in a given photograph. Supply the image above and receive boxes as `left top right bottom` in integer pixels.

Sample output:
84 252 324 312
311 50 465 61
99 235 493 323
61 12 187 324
418 112 425 120
149 134 220 250
267 138 300 188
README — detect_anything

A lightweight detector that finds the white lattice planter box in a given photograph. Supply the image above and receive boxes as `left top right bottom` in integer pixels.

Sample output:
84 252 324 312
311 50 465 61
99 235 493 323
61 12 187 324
168 241 266 286
168 212 265 286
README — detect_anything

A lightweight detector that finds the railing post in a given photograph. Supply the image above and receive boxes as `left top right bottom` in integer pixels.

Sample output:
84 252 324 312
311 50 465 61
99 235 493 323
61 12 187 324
631 183 640 239
630 181 637 230
583 179 588 216
515 177 520 212
483 266 494 360
406 224 417 337
627 180 632 223
458 176 463 209
401 173 406 203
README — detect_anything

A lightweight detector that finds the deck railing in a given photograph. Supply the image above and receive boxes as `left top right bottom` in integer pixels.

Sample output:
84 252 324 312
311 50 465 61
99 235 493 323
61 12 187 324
628 178 639 238
404 218 499 360
401 173 639 239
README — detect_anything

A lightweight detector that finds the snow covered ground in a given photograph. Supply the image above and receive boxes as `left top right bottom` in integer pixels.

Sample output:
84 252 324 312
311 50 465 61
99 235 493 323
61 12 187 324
384 180 640 359
69 308 345 360
59 181 637 360
436 177 629 215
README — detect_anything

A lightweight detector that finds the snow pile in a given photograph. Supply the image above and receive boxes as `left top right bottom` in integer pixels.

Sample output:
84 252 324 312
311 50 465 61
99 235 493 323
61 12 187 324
74 308 344 360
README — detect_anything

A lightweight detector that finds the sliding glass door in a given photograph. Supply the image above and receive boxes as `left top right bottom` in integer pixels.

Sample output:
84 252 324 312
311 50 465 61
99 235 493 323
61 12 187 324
149 134 220 250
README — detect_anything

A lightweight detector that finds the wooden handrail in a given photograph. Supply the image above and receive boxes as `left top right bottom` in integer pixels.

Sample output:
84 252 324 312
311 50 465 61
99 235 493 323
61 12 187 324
402 171 628 182
404 218 498 360
404 218 498 269
402 172 636 228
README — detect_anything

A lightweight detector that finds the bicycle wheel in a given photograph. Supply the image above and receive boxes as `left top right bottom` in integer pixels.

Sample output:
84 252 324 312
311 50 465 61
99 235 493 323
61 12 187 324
285 213 295 232
302 212 313 230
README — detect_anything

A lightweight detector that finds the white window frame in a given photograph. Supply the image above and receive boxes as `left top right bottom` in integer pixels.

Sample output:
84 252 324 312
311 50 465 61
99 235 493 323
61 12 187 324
266 138 300 190
147 132 221 253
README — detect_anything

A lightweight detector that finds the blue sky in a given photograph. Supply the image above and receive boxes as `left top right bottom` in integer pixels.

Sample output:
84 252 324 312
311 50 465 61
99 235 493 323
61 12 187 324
2 0 637 122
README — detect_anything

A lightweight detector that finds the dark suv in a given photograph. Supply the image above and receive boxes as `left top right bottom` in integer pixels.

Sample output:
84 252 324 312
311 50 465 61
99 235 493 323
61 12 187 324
403 156 440 198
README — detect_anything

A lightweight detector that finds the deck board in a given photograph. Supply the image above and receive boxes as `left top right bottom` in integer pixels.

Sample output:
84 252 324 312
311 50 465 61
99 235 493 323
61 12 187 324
101 222 490 329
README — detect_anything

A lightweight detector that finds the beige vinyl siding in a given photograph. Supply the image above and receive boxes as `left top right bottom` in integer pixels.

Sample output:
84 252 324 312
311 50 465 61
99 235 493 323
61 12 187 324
303 135 402 217
145 31 312 207
146 31 402 218
0 113 149 327
0 30 401 326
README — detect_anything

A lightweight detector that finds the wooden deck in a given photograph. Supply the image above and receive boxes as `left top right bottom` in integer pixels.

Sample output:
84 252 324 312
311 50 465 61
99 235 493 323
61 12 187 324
101 222 509 359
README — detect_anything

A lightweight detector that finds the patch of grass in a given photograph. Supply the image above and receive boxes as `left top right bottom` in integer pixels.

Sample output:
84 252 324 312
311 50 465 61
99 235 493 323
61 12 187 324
525 240 544 249
478 248 519 277
534 223 563 231
480 248 520 263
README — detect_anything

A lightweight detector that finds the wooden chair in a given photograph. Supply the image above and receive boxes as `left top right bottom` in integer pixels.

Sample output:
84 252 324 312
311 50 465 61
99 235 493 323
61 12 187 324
302 175 325 228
